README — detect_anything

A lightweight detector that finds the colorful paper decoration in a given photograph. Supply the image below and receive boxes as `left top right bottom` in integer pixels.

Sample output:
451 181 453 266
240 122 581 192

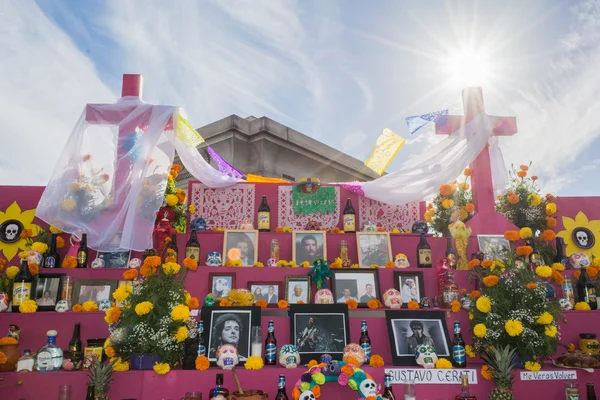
363 129 406 175
557 211 600 257
292 187 336 216
0 201 41 261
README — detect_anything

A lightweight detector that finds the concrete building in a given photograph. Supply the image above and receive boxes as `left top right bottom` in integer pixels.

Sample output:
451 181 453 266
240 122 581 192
176 115 380 188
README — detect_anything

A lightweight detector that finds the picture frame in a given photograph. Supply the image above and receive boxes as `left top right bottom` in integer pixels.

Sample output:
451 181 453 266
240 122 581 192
292 231 327 265
356 232 392 267
330 269 381 307
97 250 132 269
200 306 262 363
385 310 452 366
393 271 425 306
247 281 283 307
290 304 350 364
223 230 259 266
72 279 118 306
33 273 64 311
114 280 142 308
477 235 511 260
208 272 237 301
285 275 312 305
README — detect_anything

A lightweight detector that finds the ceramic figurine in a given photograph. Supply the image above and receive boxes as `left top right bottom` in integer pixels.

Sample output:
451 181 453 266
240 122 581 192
359 379 379 398
216 344 239 370
206 252 223 266
267 258 279 267
342 343 365 366
314 289 334 304
383 288 402 309
0 292 9 312
321 360 341 377
128 258 142 269
55 300 69 313
570 252 590 269
98 299 111 312
559 298 573 310
278 344 300 368
298 177 321 193
415 344 438 369
91 257 105 269
394 253 410 268
190 217 207 231
420 297 432 308
461 297 471 311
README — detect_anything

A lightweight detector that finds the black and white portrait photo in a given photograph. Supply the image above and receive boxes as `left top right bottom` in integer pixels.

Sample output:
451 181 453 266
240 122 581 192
208 273 236 300
357 233 392 267
223 230 258 266
34 275 62 310
293 231 327 265
394 271 424 305
98 251 131 269
477 235 510 260
285 276 311 304
331 270 380 306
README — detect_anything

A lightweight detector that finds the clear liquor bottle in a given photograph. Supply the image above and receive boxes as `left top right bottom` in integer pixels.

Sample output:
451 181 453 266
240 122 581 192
36 330 64 372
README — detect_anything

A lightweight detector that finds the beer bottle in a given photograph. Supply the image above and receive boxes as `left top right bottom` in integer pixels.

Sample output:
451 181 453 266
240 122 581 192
69 323 82 353
381 373 396 400
359 320 372 363
417 232 432 268
76 233 89 268
452 321 466 368
343 198 356 233
197 320 206 357
577 267 598 310
258 195 271 232
185 227 200 262
166 233 179 263
43 233 60 268
12 259 33 312
554 237 572 269
276 374 289 400
446 237 457 270
587 383 597 400
210 373 229 400
265 320 277 365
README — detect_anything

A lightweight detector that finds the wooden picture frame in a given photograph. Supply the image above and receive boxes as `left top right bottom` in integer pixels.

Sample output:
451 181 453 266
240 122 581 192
33 273 64 311
73 279 118 306
292 231 327 266
385 310 451 366
223 230 259 266
285 275 312 305
330 269 381 308
208 272 237 301
356 232 392 267
247 281 283 308
393 271 425 306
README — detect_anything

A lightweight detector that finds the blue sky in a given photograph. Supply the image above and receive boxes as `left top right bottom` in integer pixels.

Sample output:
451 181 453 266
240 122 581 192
2 0 600 196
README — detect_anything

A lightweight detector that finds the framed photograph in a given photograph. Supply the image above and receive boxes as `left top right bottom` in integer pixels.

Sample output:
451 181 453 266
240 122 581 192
331 269 381 307
200 306 261 363
72 279 118 306
285 275 312 304
394 271 425 305
247 281 282 307
208 273 236 300
223 230 259 266
385 310 451 366
34 274 64 311
477 235 511 260
290 304 350 364
97 251 131 268
292 231 327 265
114 280 142 308
356 232 392 267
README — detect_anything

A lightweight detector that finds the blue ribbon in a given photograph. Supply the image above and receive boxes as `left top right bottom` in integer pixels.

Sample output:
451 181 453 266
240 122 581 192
405 109 449 135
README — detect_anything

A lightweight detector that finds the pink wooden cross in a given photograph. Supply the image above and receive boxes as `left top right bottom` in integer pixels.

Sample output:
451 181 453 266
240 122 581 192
435 87 518 234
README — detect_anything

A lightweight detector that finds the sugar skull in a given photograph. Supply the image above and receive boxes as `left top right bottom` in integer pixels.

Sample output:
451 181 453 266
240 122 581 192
299 390 316 400
55 300 69 312
411 221 428 234
267 258 279 267
570 252 590 269
415 344 438 369
216 344 239 370
343 343 365 366
305 221 320 231
98 299 111 311
314 289 334 304
363 221 377 232
359 378 378 398
21 250 43 265
278 344 300 368
91 258 105 269
322 360 341 377
128 258 142 269
383 288 402 309
394 253 410 268
420 297 432 308
206 252 223 266
559 298 573 310
239 219 254 230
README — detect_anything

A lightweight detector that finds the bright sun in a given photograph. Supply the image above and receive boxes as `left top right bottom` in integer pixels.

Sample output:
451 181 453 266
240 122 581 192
447 51 491 86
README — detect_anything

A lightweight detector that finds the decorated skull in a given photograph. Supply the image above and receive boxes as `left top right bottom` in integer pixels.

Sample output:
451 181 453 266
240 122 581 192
383 288 402 309
359 379 378 398
559 298 573 310
278 344 300 368
128 258 142 269
267 258 279 267
239 219 254 230
322 360 341 377
314 289 334 304
570 252 590 269
55 300 69 312
98 299 111 311
216 344 239 370
299 390 316 400
343 343 365 366
363 221 377 232
91 258 105 269
394 253 410 268
206 252 223 266
4 223 19 241
575 230 589 247
415 344 438 369
420 297 432 308
21 250 43 266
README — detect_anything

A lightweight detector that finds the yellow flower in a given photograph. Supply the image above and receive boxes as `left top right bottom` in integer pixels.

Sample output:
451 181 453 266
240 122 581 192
0 201 42 260
113 285 132 303
535 265 553 278
277 260 287 267
476 296 492 313
61 198 77 211
282 226 292 232
135 301 154 316
490 260 505 273
435 358 453 369
162 262 181 275
465 345 475 358
6 266 19 279
153 362 170 375
519 227 533 239
370 264 379 269
254 262 264 267
82 300 98 312
231 259 243 267
546 203 557 215
288 261 297 268
468 311 474 320
350 263 360 268
188 204 196 214
171 304 190 322
552 262 565 271
545 325 558 337
165 194 179 207
175 326 189 343
300 261 310 268
525 361 541 372
557 211 600 257
575 301 591 311
442 199 455 209
244 356 265 370
31 242 48 254
505 320 523 337
19 299 38 313
111 357 130 372
528 193 541 206
535 312 553 325
474 324 487 338
49 226 63 234
104 307 121 324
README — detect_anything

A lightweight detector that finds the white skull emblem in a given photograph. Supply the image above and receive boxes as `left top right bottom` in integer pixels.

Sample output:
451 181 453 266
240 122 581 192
300 390 315 400
55 300 69 312
206 252 223 266
216 344 239 370
314 289 334 304
278 344 300 368
359 379 378 398
383 288 402 309
576 231 588 247
415 344 438 369
98 299 111 311
5 223 18 241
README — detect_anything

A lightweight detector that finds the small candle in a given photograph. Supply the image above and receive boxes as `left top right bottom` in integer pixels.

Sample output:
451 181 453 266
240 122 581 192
251 342 262 358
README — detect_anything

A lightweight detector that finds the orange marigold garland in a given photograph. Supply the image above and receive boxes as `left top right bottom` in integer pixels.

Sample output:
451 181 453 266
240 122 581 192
195 356 210 370
369 354 385 367
346 299 358 309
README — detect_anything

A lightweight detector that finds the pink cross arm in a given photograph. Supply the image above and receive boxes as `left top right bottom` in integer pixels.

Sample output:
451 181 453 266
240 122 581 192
435 115 517 136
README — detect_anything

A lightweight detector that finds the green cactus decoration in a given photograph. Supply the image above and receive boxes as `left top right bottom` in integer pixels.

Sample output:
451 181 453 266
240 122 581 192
309 258 332 290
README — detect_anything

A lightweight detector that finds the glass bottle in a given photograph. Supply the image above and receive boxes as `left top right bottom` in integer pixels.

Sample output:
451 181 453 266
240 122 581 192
69 323 82 353
265 320 277 365
17 349 35 372
61 276 74 306
446 237 457 270
360 320 372 363
276 374 289 400
76 233 89 268
43 233 61 268
166 233 179 263
36 330 64 372
343 198 356 233
209 373 229 400
455 373 476 400
197 320 206 357
12 259 33 312
381 373 396 400
555 237 572 269
563 276 576 308
185 227 200 262
417 232 432 268
85 385 95 400
339 240 349 260
442 271 459 308
452 321 466 368
587 383 597 400
403 378 416 400
57 385 72 400
566 382 580 400
577 267 598 310
258 195 271 232
528 239 541 271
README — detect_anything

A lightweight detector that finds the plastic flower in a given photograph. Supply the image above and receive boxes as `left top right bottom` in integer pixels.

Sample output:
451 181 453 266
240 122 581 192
72 304 83 312
483 276 499 287
465 345 476 358
525 361 541 372
195 356 210 370
183 257 198 271
113 285 132 303
254 262 265 267
162 262 181 275
474 324 487 338
407 300 420 309
123 269 138 280
519 227 533 239
528 193 541 206
535 266 552 278
370 264 379 269
5 266 19 279
469 290 481 300
535 312 553 325
62 256 77 269
175 326 189 343
481 365 493 380
171 304 190 322
435 358 452 369
546 203 557 216
19 299 38 313
385 261 395 268
244 356 264 370
278 300 289 308
369 354 384 367
476 296 491 313
111 357 130 372
516 246 533 257
165 194 179 207
104 307 121 324
505 320 523 337
451 300 461 313
545 325 558 337
346 299 358 309
135 301 154 316
153 362 171 375
255 299 268 308
575 302 591 311
31 242 48 254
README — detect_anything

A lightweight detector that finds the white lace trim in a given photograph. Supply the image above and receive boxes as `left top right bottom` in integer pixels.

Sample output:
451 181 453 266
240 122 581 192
190 183 256 229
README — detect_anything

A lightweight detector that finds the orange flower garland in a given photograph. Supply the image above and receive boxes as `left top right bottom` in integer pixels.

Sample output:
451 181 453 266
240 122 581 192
183 257 198 271
385 261 395 268
346 299 358 309
219 299 232 306
369 354 385 367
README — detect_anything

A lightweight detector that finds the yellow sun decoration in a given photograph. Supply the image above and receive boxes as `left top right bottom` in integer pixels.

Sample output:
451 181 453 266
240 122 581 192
0 201 41 261
557 211 600 258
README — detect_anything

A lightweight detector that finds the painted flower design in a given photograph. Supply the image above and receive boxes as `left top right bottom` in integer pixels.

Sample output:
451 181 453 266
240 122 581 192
0 201 41 261
557 211 600 257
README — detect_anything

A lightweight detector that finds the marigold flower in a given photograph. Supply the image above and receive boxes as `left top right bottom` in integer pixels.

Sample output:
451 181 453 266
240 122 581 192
547 217 557 228
481 365 493 380
0 258 6 271
544 325 558 337
140 264 156 277
171 304 190 322
516 246 533 257
82 300 98 312
255 299 268 308
465 203 475 213
465 345 476 358
464 168 472 176
196 356 210 370
123 269 138 280
469 290 481 299
458 182 470 191
526 282 537 289
367 299 383 309
505 320 524 337
175 326 189 343
72 304 83 312
451 299 461 313
519 227 533 239
5 265 19 279
586 266 598 278
517 170 527 178
187 297 200 309
255 262 265 267
552 270 564 285
183 257 198 271
575 301 591 311
476 296 491 313
369 354 385 367
28 263 39 275
467 259 481 269
504 230 520 241
346 299 358 309
278 300 289 308
546 203 557 216
435 358 452 369
104 307 121 324
31 242 48 254
481 260 492 268
528 193 541 206
525 361 541 372
62 256 77 269
490 260 505 273
244 356 264 370
442 199 455 209
162 262 181 275
19 299 38 313
483 275 499 287
440 184 453 197
539 230 556 242
535 265 553 278
219 299 232 306
474 323 487 338
105 347 116 358
113 285 132 303
144 256 161 268
296 300 305 304
0 337 18 345
574 270 581 279
519 164 529 171
153 362 170 375
551 262 565 271
135 301 154 316
370 264 379 269
407 300 420 309
508 194 520 204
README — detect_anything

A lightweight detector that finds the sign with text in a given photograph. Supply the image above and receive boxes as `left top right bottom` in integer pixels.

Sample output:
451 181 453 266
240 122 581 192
385 369 478 385
292 186 337 215
520 370 577 381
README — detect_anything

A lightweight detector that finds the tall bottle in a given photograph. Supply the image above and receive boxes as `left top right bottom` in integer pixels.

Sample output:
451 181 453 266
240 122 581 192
417 232 432 268
185 228 200 262
577 267 598 310
360 320 372 363
265 320 277 365
76 233 89 268
85 385 95 400
197 320 206 357
528 239 541 271
69 323 82 353
166 233 179 263
258 195 271 232
565 382 580 400
554 237 572 269
455 373 476 400
43 233 61 268
381 373 396 400
446 237 457 270
36 330 64 372
276 374 289 400
443 271 459 308
587 383 597 400
343 198 356 233
452 321 466 368
209 373 229 400
12 259 33 312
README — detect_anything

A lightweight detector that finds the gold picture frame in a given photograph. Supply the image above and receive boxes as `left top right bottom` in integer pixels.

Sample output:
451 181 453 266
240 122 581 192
223 230 259 266
356 232 392 268
292 230 327 266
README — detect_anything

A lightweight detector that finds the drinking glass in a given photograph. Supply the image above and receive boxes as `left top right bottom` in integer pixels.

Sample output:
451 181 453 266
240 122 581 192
57 385 72 400
185 392 202 400
251 326 262 357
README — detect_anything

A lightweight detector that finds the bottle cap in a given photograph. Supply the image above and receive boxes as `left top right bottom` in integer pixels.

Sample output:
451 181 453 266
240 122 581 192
47 330 58 337
24 349 30 353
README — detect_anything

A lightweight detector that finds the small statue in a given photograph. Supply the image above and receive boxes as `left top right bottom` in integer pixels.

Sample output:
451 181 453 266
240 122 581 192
449 221 471 270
